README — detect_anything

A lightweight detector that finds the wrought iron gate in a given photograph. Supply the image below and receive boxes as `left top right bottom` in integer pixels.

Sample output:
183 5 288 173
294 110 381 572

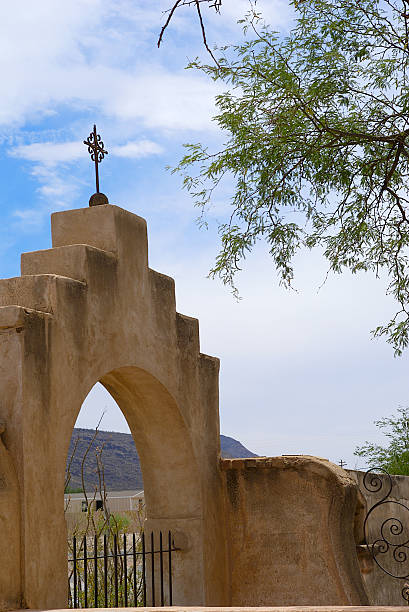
69 531 176 608
362 468 409 602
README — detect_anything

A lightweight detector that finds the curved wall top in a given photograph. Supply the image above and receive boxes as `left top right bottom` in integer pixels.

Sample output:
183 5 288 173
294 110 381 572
0 204 228 609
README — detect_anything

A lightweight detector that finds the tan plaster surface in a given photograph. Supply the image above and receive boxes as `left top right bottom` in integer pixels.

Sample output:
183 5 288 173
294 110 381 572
221 457 369 606
0 205 227 610
0 204 370 610
0 425 20 611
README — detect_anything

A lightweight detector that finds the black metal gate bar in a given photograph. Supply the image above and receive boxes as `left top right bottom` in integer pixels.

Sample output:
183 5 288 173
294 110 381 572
123 534 128 608
114 534 118 607
103 535 108 608
142 532 146 606
68 530 177 608
94 536 98 608
159 532 164 606
151 531 155 607
168 531 172 606
83 536 88 609
132 533 137 607
73 536 77 609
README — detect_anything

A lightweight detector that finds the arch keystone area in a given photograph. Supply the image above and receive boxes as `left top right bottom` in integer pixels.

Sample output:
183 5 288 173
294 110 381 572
0 204 370 609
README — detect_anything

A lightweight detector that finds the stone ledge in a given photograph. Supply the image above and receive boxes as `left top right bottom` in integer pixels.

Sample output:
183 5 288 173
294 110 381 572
21 244 117 283
0 274 86 314
220 455 334 470
0 305 52 329
11 607 409 612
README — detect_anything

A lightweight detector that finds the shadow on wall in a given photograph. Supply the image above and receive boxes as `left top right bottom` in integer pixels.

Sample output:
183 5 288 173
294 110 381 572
0 423 20 611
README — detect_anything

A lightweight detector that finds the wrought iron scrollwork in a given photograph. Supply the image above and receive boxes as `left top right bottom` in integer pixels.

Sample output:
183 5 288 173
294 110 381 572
85 129 107 163
363 467 409 601
83 124 109 204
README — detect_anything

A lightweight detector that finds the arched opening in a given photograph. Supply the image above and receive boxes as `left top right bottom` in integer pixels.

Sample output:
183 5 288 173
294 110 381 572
65 383 145 607
65 382 144 501
62 366 203 608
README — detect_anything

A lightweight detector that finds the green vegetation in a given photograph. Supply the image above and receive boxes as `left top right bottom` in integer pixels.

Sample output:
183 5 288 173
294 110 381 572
64 486 83 494
174 0 409 355
355 406 409 475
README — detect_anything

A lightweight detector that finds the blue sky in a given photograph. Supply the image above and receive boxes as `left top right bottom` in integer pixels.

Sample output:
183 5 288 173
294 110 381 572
1 0 408 469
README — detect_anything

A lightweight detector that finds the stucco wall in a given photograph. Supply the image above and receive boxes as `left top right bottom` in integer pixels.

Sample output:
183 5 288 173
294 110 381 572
0 205 228 610
222 456 369 606
0 423 20 611
0 204 369 610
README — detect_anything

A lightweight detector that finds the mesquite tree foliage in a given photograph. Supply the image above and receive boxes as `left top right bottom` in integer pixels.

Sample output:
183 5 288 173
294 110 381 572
355 407 409 474
173 0 409 355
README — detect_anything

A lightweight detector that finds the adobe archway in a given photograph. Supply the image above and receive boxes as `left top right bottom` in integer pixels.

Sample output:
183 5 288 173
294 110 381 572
0 205 228 609
0 203 371 610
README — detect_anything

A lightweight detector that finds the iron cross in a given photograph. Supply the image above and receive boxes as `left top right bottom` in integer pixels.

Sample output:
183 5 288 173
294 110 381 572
83 124 108 195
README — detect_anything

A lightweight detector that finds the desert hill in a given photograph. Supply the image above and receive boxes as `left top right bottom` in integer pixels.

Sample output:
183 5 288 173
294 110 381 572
66 428 257 492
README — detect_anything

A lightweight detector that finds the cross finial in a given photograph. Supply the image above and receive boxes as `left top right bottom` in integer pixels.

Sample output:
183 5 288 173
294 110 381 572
83 124 109 207
339 459 347 469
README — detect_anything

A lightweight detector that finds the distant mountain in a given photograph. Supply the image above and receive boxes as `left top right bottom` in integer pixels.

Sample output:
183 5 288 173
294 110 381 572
219 434 258 459
66 428 257 492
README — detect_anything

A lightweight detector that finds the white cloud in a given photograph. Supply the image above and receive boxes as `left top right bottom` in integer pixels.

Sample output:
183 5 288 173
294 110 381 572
12 162 83 230
0 0 223 133
111 140 164 158
0 0 296 133
0 62 221 133
106 70 221 131
10 142 83 165
0 0 297 136
10 137 164 166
